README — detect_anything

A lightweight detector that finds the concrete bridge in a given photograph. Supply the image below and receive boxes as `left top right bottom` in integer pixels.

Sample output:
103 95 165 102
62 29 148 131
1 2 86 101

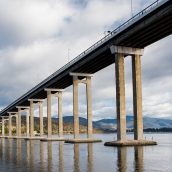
0 0 172 146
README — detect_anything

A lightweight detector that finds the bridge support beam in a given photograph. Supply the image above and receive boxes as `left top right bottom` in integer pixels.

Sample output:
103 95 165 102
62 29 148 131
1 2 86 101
24 100 45 140
115 53 126 141
41 89 66 141
38 102 44 137
9 115 12 137
104 45 157 146
26 110 30 138
17 108 22 137
132 54 143 140
65 73 102 143
7 112 17 138
30 101 35 138
2 118 5 137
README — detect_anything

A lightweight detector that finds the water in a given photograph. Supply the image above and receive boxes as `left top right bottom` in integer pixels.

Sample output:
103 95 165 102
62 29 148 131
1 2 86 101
0 133 171 172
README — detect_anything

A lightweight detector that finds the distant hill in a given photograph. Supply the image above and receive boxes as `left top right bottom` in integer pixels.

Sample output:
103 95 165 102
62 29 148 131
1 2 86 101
94 116 172 131
8 115 171 134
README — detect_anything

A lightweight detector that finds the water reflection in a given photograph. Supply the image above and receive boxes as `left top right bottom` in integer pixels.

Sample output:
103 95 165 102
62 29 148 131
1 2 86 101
87 144 93 172
16 140 22 166
40 141 45 171
117 147 127 172
134 147 144 172
117 147 144 172
73 143 93 172
47 142 52 172
74 144 80 172
59 142 64 172
0 134 171 172
26 140 30 167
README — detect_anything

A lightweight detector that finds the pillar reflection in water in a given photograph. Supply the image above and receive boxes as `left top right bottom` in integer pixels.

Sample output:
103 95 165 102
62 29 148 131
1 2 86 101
74 144 80 172
16 140 22 166
134 147 144 172
59 142 64 172
47 142 52 172
8 139 12 161
87 143 93 172
26 141 30 167
117 147 127 172
30 140 35 171
40 141 45 172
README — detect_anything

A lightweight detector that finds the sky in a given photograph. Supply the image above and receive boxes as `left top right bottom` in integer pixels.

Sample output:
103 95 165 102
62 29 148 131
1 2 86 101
0 0 171 120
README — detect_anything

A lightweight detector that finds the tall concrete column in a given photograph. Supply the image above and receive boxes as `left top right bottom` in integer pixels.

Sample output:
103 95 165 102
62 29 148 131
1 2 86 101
58 92 63 138
16 114 18 136
73 76 79 139
47 90 52 138
9 116 12 137
115 53 126 141
30 101 34 137
2 118 5 137
18 109 21 137
26 110 30 137
39 102 44 137
86 76 93 138
132 55 143 140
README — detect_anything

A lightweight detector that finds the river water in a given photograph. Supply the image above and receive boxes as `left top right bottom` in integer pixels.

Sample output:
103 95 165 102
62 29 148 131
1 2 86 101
0 133 171 172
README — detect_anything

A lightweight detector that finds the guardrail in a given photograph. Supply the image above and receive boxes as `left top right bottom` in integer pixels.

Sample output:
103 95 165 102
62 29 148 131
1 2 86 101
0 0 165 114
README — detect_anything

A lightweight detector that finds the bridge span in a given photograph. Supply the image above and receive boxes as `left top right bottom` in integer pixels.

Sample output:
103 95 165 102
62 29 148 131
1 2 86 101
0 0 172 145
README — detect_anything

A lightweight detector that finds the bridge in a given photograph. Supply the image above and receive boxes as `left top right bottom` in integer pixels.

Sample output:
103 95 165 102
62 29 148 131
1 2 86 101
0 0 171 145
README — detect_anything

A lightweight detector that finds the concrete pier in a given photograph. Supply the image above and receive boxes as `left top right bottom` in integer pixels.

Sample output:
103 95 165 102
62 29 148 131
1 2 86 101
73 75 79 139
9 115 12 137
132 55 143 140
2 118 5 137
86 76 93 138
39 102 44 137
115 53 126 141
24 100 45 140
66 73 102 143
26 110 30 137
41 89 65 141
47 90 52 138
17 109 22 137
58 92 63 138
30 101 34 138
105 46 157 146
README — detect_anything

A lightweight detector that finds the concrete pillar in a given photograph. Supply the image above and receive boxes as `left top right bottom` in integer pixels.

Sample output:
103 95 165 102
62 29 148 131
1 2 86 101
30 101 34 137
26 110 30 137
47 91 52 138
39 102 44 137
18 109 21 137
9 116 12 137
58 92 63 138
2 118 5 137
86 76 93 138
115 53 126 141
73 76 79 139
132 55 143 140
16 114 18 136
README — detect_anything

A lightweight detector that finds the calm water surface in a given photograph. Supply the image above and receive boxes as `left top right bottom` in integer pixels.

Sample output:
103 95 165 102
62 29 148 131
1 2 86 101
0 133 171 172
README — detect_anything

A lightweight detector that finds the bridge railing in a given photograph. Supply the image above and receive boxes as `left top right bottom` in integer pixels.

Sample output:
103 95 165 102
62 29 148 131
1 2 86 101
0 0 165 114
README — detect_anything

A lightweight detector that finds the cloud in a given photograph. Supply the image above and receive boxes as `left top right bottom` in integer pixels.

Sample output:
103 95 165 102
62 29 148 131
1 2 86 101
0 0 171 120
